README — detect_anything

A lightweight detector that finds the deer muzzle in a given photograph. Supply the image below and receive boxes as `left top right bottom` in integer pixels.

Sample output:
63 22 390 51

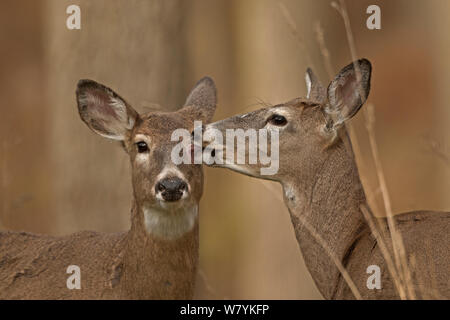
155 177 188 202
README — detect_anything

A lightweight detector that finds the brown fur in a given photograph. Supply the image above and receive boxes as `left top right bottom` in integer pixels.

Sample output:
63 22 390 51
0 221 197 299
204 60 449 299
284 139 449 299
0 77 217 299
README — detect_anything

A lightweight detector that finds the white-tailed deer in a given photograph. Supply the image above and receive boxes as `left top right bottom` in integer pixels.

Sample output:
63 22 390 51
203 59 449 299
0 77 217 299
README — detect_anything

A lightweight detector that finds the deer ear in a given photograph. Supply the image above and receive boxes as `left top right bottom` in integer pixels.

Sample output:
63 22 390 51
76 80 139 141
326 59 372 126
182 76 217 123
305 68 326 103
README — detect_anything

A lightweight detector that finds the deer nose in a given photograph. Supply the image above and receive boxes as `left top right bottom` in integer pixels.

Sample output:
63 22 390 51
155 177 187 202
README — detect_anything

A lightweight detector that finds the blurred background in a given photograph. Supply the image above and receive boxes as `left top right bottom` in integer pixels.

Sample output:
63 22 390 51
0 0 449 299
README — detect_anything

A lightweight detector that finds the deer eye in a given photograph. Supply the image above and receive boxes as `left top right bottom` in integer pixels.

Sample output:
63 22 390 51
267 114 287 126
136 141 149 153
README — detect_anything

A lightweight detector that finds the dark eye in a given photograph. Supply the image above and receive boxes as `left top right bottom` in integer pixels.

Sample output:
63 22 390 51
267 114 287 126
136 141 149 153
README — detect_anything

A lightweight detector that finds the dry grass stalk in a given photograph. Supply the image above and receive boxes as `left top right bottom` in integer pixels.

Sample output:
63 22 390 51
278 2 314 71
330 1 361 82
330 0 367 127
331 0 417 299
364 103 416 299
276 1 364 299
360 204 406 298
314 21 334 80
293 211 363 299
364 186 382 216
313 6 370 210
313 13 386 219
261 181 362 299
278 0 424 299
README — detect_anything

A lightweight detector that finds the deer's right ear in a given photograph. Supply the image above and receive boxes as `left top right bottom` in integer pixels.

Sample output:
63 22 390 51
326 59 372 126
182 77 217 123
305 68 326 103
76 80 139 141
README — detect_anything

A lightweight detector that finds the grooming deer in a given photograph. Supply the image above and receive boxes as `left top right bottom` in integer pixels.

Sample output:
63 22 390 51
202 59 449 299
0 77 217 299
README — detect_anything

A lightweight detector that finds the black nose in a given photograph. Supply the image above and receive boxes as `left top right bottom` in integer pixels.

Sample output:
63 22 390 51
155 177 187 202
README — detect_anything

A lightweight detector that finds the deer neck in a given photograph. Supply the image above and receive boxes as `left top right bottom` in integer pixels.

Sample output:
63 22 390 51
282 139 367 299
119 201 199 299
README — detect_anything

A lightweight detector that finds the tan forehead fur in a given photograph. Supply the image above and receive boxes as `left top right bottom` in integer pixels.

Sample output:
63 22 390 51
132 110 195 140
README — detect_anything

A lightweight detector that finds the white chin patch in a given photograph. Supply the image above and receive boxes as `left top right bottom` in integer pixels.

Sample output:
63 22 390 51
143 203 198 240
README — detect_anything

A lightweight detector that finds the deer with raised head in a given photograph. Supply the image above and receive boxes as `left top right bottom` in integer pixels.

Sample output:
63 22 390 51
0 77 217 299
202 59 449 299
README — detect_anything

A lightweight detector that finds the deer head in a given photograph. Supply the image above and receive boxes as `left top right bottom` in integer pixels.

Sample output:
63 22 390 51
76 77 216 239
202 59 371 183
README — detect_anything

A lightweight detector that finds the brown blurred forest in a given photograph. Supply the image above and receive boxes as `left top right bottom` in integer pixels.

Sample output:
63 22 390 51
0 0 449 299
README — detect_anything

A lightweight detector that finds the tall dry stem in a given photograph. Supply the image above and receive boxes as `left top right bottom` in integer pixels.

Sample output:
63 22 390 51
332 0 416 299
360 204 406 298
364 103 416 299
260 181 362 299
277 2 364 300
278 2 314 71
314 21 334 80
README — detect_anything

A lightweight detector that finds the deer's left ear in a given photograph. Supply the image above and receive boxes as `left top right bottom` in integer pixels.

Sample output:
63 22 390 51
326 59 372 126
181 77 217 123
305 68 326 103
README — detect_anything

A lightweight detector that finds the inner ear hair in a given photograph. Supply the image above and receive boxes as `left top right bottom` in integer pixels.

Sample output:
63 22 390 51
326 59 372 126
